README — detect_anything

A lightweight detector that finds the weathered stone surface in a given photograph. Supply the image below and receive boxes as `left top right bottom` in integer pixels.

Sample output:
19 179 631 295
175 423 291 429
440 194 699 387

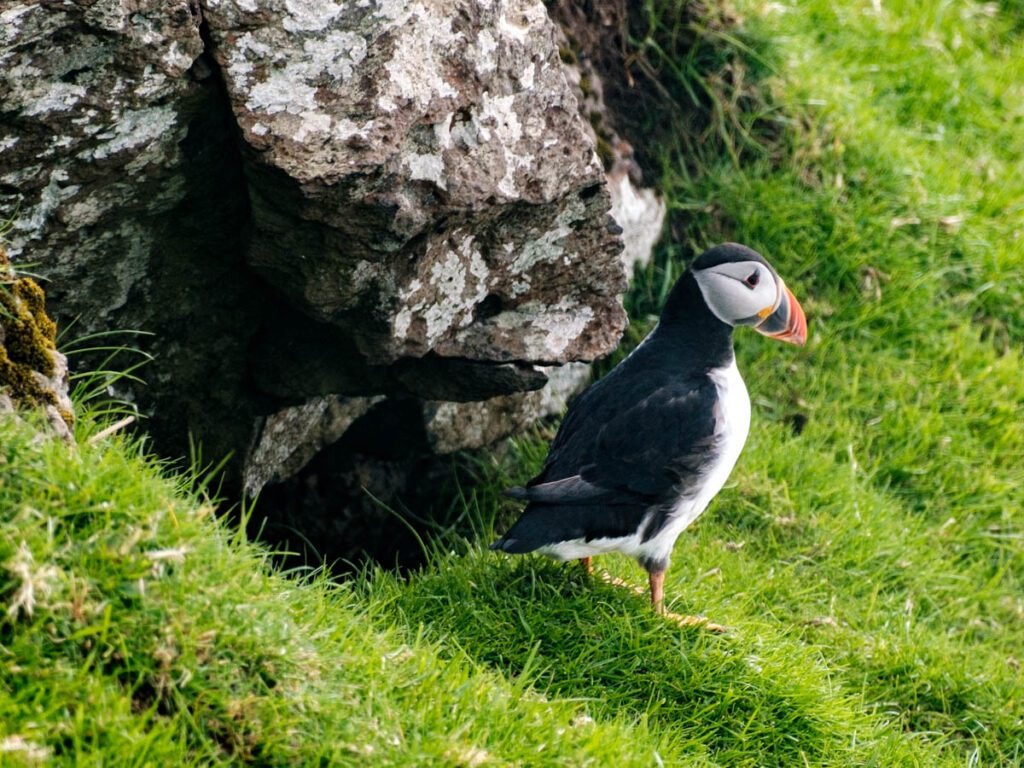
608 157 666 274
0 0 269 466
0 1 203 320
39 355 74 445
423 362 590 454
244 394 384 497
203 0 627 366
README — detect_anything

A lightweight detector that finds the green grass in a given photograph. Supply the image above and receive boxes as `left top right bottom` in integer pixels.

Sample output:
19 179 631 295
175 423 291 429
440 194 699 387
0 413 679 765
4 0 1024 764
373 0 1024 764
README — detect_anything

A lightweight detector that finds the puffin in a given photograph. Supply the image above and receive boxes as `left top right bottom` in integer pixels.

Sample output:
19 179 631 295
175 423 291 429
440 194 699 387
491 243 807 620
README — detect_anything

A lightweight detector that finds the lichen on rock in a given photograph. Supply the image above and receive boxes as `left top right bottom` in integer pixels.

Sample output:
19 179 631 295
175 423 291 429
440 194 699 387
0 246 74 443
205 0 628 366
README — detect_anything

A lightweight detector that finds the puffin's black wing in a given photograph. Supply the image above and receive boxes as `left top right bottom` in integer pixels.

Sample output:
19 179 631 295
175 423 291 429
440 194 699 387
493 372 721 553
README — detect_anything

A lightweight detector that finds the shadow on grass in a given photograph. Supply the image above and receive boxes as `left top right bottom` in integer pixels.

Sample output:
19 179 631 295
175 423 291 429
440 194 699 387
370 553 869 766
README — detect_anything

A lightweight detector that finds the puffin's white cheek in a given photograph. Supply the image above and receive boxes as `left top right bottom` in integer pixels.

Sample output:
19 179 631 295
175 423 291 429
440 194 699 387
696 273 761 324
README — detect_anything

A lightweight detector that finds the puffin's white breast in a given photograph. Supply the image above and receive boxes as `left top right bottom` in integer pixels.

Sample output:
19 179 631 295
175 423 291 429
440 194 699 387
537 357 751 566
635 357 751 566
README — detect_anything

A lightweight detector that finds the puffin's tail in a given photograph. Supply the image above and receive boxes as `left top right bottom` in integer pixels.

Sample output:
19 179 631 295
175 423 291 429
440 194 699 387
489 535 535 554
491 486 531 552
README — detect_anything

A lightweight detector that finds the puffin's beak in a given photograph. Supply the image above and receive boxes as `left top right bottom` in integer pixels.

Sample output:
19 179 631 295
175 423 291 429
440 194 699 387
756 282 807 345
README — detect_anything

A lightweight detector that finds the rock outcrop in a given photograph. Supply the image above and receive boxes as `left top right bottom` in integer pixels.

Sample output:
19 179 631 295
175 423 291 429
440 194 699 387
0 0 665 525
0 1 205 324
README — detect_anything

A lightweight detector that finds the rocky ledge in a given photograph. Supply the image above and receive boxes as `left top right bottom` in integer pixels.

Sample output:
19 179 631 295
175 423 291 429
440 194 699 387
0 0 664 520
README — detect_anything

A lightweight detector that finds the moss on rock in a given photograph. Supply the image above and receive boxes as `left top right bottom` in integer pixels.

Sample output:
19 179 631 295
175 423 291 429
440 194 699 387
0 246 73 428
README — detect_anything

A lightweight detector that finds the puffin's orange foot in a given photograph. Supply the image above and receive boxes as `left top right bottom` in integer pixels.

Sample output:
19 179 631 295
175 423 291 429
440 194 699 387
649 570 727 631
581 556 593 576
663 611 728 633
597 571 726 630
599 570 646 596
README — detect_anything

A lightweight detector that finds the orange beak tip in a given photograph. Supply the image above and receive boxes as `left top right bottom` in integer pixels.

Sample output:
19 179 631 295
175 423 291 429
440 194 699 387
753 282 807 345
769 285 807 345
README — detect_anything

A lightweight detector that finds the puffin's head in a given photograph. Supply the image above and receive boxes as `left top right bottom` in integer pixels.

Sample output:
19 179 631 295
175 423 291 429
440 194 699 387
690 243 807 345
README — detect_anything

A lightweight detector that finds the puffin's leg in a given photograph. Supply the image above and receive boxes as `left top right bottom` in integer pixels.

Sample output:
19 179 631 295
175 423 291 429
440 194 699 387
581 556 593 575
649 569 727 632
649 570 665 614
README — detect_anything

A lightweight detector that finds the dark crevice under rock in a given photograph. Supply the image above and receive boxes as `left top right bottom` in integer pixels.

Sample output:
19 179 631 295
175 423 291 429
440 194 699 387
249 398 470 573
250 307 551 404
133 34 265 470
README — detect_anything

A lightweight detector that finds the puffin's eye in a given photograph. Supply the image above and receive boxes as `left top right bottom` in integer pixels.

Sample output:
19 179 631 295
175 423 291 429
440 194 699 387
744 271 760 288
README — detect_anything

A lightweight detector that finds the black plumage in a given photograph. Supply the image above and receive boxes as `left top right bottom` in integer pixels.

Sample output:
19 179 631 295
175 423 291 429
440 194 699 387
491 256 734 573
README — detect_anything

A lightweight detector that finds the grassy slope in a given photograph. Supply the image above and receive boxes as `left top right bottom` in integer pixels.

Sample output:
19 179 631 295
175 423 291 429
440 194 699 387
371 0 1024 765
3 0 1023 765
0 413 677 766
